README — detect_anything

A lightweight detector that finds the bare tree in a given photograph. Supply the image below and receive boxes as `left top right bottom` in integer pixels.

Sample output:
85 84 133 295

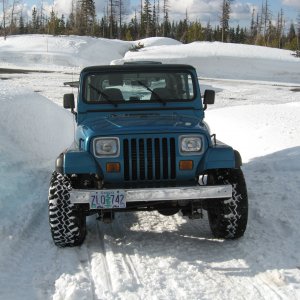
276 8 284 48
116 0 129 39
108 0 118 38
2 0 7 39
10 0 22 34
262 0 272 45
297 13 300 49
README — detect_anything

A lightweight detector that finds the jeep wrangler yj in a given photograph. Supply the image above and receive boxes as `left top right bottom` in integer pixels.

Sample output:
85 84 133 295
48 63 248 247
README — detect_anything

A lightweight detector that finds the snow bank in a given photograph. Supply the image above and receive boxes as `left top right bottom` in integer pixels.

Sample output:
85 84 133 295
206 102 300 162
0 35 181 71
2 35 299 84
122 41 300 84
135 37 182 47
0 80 73 240
0 35 132 70
0 81 73 160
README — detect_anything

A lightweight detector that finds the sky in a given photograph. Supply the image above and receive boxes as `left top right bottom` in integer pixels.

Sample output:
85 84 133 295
16 0 300 27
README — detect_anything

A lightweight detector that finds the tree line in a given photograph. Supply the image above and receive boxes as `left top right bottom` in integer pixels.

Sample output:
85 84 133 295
1 0 300 51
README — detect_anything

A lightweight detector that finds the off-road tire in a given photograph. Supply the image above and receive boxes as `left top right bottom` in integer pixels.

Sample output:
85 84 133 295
48 171 86 247
207 169 248 239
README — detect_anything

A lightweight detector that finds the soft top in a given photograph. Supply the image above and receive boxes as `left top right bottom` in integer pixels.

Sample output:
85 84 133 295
81 63 196 73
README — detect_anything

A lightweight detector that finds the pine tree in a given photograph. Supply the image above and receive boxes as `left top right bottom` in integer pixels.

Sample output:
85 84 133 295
249 8 257 43
162 0 169 37
59 14 66 35
142 0 152 37
181 9 189 43
48 9 57 35
297 13 300 51
128 9 139 40
78 0 96 35
19 13 25 34
32 7 38 33
152 0 157 36
204 19 213 41
66 0 76 34
220 0 233 42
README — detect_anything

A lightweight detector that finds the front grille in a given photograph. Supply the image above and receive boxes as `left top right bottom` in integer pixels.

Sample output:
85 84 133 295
123 137 176 181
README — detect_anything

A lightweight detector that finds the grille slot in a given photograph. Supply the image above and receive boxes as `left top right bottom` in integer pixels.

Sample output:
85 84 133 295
123 137 176 181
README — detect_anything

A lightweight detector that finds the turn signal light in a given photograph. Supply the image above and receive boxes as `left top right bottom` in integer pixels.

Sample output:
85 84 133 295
106 163 120 173
179 160 193 170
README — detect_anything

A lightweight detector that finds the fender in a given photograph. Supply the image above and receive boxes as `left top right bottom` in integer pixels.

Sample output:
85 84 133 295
197 144 242 173
56 151 103 176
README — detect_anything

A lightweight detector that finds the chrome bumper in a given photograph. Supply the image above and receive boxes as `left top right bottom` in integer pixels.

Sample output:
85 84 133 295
69 185 232 204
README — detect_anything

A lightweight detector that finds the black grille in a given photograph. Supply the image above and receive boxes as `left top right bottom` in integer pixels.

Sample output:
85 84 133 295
123 137 176 181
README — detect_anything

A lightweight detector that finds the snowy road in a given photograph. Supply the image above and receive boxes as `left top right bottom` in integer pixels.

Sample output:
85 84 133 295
1 35 300 300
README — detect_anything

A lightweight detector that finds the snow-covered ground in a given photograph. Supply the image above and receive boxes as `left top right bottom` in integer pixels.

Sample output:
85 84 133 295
0 35 300 300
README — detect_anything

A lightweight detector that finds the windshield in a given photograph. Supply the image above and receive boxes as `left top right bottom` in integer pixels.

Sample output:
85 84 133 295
83 71 195 104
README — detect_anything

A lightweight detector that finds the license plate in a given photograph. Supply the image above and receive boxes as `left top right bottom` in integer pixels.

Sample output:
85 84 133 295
89 190 126 209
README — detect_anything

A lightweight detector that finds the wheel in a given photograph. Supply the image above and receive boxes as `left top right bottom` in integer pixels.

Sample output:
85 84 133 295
48 171 86 247
207 169 248 239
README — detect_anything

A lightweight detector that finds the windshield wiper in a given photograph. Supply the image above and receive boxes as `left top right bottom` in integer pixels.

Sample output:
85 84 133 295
137 80 166 105
89 84 117 107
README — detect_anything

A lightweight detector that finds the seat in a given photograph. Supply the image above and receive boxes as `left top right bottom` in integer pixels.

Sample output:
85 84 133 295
150 88 177 100
103 88 124 101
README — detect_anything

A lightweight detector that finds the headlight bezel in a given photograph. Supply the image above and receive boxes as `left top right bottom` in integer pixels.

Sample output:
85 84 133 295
179 135 204 155
93 137 120 158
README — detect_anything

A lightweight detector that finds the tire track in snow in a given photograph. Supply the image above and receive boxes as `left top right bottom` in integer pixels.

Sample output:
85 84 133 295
85 214 144 298
112 215 143 287
252 272 288 300
85 217 114 299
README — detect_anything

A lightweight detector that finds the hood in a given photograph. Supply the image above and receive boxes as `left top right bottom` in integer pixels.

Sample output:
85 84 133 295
79 114 206 136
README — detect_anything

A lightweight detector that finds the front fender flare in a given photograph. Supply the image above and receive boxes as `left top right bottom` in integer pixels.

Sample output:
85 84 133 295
55 151 103 176
197 145 242 173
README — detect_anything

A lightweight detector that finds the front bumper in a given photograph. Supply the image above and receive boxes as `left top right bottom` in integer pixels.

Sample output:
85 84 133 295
69 185 232 205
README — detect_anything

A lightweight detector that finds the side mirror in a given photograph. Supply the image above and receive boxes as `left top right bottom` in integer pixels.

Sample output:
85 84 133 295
63 93 75 113
203 90 215 110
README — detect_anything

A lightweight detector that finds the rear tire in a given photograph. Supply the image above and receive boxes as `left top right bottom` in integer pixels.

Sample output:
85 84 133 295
48 171 86 247
207 169 248 239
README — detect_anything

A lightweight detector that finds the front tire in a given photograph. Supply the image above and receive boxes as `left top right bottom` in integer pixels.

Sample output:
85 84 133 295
48 171 86 247
207 169 248 239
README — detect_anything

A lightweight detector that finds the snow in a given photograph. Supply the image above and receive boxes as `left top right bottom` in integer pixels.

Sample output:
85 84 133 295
119 41 300 84
0 35 132 71
0 35 300 300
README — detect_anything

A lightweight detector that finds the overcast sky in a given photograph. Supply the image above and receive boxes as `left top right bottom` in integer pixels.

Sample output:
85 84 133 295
21 0 300 26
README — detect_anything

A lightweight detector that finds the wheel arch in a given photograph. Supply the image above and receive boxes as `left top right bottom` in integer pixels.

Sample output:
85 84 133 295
55 150 103 177
197 145 242 173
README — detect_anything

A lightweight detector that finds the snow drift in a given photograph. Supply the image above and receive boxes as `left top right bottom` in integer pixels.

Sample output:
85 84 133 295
119 41 300 84
1 35 299 84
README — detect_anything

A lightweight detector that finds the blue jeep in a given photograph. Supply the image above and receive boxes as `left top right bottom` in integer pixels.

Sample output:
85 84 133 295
48 63 248 247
